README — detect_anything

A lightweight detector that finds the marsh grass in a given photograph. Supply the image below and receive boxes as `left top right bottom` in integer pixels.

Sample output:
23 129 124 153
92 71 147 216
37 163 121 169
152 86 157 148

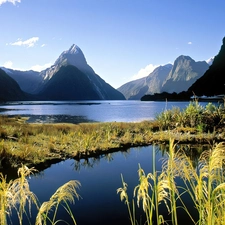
0 165 38 225
118 140 225 225
1 100 225 169
156 100 225 132
0 165 80 225
35 180 81 225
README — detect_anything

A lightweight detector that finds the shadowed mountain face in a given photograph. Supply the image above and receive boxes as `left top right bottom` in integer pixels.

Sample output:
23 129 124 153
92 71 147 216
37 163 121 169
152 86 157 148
161 55 209 93
38 64 125 100
188 37 225 96
1 44 125 101
0 69 28 101
117 64 172 100
1 68 41 94
38 65 100 100
36 44 125 100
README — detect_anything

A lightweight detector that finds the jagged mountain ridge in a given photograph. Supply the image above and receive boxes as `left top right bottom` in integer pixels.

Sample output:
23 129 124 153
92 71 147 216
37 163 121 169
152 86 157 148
38 65 101 100
1 44 125 100
161 55 209 93
118 55 209 100
118 64 172 100
36 44 125 100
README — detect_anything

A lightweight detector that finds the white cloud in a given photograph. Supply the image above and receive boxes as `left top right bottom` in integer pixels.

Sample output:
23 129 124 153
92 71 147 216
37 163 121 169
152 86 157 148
2 61 26 71
2 60 51 72
131 64 159 80
10 37 39 48
41 44 46 47
0 0 20 5
3 60 13 68
30 62 52 72
188 41 192 45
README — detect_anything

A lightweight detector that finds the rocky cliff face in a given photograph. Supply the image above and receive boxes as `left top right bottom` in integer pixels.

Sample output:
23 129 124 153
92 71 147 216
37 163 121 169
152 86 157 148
1 44 125 100
37 44 125 100
38 65 101 100
118 64 172 100
161 55 209 93
188 37 225 96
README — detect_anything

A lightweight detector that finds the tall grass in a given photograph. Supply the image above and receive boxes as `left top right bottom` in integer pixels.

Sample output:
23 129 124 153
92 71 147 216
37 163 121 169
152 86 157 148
1 104 225 169
118 140 225 225
156 100 225 132
0 165 80 225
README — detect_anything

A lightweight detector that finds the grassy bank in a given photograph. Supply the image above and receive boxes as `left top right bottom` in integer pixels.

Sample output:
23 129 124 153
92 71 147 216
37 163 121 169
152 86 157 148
1 140 225 224
1 100 225 169
1 100 225 224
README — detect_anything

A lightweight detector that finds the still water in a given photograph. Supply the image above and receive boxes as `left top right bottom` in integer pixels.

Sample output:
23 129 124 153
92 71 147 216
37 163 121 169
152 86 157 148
0 100 204 224
0 100 200 123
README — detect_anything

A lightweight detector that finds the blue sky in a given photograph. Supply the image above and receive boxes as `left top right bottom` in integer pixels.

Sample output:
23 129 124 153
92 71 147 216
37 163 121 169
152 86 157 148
1 0 225 88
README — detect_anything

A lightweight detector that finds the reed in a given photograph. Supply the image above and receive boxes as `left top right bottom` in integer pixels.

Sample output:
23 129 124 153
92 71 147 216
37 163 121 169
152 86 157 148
117 174 136 225
117 146 171 225
118 140 225 225
0 166 80 225
35 180 81 225
0 165 38 225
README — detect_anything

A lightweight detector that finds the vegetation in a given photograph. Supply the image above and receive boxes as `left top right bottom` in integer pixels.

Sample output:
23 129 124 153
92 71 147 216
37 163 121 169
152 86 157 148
1 100 225 224
1 100 225 169
118 139 225 225
0 165 80 225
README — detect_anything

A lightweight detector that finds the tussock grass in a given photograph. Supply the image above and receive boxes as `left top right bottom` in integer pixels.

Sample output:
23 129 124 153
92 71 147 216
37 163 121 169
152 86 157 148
0 165 80 225
1 100 225 169
118 139 225 225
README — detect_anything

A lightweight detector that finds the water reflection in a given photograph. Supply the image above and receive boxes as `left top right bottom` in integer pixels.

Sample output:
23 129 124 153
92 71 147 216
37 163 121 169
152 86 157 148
25 114 96 124
2 144 210 225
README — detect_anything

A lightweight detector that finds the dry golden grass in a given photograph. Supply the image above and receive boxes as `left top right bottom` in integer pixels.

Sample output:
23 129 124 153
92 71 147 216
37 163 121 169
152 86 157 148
0 165 80 225
118 140 225 225
0 109 225 169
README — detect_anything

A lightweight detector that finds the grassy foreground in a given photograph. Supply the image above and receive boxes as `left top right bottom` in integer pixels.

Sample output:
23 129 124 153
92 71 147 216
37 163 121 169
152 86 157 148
118 139 225 225
1 100 225 169
1 100 225 224
1 140 225 224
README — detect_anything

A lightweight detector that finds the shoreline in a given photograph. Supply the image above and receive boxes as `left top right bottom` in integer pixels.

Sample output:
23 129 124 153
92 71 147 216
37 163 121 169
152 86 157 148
0 116 224 171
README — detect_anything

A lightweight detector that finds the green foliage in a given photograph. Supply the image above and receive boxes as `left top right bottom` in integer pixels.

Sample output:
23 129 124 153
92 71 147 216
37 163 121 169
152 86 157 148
156 100 225 132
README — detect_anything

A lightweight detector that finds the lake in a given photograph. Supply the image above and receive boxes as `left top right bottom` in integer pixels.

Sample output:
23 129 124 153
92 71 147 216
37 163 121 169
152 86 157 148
0 100 205 224
0 100 207 123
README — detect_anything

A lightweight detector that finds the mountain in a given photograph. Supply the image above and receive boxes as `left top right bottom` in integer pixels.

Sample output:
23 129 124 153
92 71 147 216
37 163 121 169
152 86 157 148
118 55 209 100
188 37 225 96
161 55 209 93
0 68 28 101
38 65 100 100
206 57 214 66
0 68 41 94
36 44 125 100
37 45 92 85
117 64 172 100
2 44 125 100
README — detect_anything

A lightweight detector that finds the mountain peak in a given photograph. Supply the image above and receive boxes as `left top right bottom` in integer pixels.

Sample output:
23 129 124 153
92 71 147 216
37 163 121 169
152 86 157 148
67 44 81 54
176 55 193 61
54 44 87 67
